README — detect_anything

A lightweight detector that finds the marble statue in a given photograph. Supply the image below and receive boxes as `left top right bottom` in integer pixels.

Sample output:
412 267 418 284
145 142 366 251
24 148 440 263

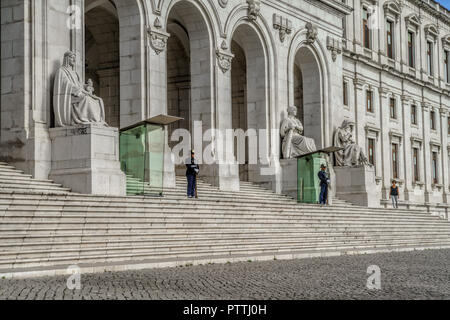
53 51 107 127
333 120 370 166
280 106 317 159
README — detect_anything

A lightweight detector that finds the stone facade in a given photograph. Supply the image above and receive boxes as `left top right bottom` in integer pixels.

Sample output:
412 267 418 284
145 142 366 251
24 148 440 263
0 0 449 211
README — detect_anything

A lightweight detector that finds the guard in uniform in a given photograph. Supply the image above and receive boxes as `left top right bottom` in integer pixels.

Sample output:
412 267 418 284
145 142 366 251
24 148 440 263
185 150 199 198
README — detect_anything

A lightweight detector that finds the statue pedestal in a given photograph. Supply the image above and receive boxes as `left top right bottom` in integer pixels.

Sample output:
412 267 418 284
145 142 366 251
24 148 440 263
49 125 126 196
334 165 380 207
280 159 298 200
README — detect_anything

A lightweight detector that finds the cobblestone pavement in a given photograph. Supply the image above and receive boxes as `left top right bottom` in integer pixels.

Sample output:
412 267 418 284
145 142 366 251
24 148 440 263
1 249 449 300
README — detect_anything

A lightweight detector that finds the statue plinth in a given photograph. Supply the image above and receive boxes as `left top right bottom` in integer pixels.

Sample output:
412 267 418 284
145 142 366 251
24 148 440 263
49 124 126 196
334 165 381 207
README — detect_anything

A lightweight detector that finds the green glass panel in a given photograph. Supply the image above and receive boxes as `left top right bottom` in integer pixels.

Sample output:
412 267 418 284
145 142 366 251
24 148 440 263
144 123 164 196
297 153 327 203
120 125 146 195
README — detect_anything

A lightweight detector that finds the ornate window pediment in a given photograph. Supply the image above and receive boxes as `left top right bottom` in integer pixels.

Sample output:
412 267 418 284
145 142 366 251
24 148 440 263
424 24 439 41
383 0 401 20
442 34 450 50
405 13 420 32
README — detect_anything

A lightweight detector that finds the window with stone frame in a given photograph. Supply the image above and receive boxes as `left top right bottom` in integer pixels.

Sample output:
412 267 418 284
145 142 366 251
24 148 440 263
430 110 436 130
392 143 399 179
408 31 415 68
368 138 375 166
343 81 348 106
448 116 450 135
427 41 434 76
386 20 394 59
363 7 371 49
389 97 396 119
411 104 417 125
445 50 449 83
412 147 420 182
431 151 438 184
366 89 373 113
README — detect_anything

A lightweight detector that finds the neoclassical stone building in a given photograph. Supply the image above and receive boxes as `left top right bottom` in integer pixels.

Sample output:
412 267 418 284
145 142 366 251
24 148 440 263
1 0 449 212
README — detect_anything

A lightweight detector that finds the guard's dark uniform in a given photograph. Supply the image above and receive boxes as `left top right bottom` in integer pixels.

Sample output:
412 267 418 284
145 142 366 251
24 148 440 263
185 157 199 198
318 170 329 205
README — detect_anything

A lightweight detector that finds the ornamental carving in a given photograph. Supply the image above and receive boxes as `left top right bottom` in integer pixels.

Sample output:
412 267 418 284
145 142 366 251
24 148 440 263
326 36 342 62
218 0 228 8
305 22 318 44
148 18 170 55
247 0 261 21
273 14 292 43
216 41 234 73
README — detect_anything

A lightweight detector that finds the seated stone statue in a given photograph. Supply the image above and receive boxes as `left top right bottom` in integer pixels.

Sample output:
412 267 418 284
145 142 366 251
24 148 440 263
53 51 107 127
333 120 370 166
280 106 317 159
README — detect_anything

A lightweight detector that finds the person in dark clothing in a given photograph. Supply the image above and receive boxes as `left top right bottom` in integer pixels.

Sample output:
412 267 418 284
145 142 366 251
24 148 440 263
318 164 330 205
390 180 399 208
185 150 199 198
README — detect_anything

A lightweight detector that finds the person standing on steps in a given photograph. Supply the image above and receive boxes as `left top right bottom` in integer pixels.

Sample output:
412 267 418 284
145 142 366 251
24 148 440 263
185 150 199 199
390 180 399 209
318 164 330 206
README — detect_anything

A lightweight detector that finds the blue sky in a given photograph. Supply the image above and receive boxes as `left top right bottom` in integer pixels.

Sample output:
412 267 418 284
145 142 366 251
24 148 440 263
436 0 450 10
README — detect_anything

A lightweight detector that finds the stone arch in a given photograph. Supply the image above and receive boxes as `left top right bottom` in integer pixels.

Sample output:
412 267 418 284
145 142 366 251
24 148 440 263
85 0 147 129
230 22 270 182
226 11 278 166
288 32 330 149
165 0 217 180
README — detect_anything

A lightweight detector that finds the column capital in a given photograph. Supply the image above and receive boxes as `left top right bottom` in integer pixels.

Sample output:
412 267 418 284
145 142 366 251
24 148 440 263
216 41 234 73
439 107 449 117
353 77 365 89
147 18 170 55
379 86 390 97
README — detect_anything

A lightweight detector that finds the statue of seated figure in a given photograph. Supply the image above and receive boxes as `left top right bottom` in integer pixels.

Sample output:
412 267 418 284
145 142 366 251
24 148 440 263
333 120 370 167
53 51 107 127
280 106 317 159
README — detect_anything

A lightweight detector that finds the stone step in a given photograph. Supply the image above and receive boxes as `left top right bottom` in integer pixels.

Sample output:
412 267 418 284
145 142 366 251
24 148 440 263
2 237 450 261
0 209 440 222
0 175 57 184
0 209 444 224
0 194 431 216
1 225 448 237
0 180 66 189
2 232 449 251
1 240 450 270
2 230 448 245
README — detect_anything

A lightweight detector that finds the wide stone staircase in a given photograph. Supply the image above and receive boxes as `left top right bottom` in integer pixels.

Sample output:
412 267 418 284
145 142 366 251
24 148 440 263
0 161 449 278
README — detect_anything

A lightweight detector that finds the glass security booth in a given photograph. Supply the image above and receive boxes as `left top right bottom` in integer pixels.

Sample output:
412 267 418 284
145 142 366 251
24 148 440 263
119 115 183 196
296 146 342 203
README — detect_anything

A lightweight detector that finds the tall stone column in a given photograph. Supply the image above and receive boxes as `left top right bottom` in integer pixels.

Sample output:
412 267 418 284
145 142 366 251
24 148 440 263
401 95 414 200
353 78 366 146
379 87 391 199
440 107 449 203
146 20 176 188
421 103 432 202
215 42 240 191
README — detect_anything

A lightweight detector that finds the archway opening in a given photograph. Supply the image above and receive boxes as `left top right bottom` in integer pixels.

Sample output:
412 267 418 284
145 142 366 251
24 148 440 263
293 46 323 148
85 1 120 128
231 24 268 182
166 1 213 176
